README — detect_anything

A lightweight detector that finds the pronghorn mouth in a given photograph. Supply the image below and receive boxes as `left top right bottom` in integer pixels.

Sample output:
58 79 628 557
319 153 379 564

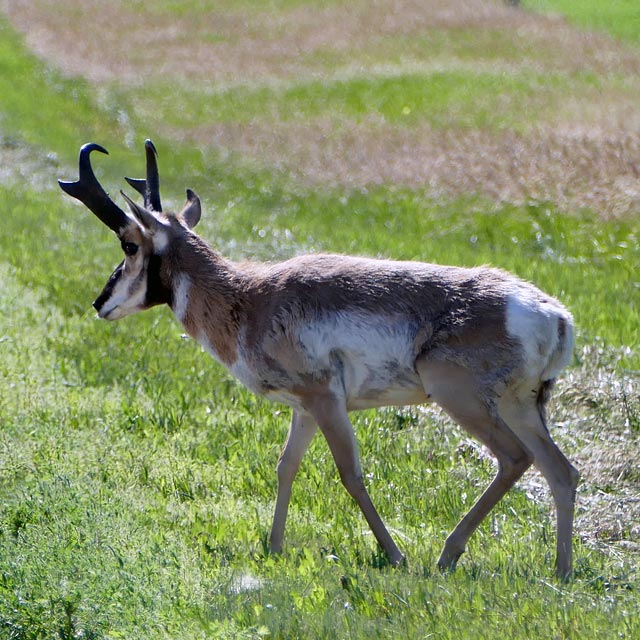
94 294 121 320
96 305 119 320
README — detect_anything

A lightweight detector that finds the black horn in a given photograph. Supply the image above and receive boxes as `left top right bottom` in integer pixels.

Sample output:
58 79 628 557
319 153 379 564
58 143 130 234
125 139 162 212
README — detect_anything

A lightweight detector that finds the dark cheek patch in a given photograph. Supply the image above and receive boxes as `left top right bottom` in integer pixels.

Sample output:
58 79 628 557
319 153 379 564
144 254 173 308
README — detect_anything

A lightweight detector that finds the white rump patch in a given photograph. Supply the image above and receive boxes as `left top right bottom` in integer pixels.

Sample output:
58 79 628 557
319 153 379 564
505 291 572 380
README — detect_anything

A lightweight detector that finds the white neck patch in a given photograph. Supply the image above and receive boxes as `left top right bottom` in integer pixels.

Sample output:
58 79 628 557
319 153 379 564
172 274 191 324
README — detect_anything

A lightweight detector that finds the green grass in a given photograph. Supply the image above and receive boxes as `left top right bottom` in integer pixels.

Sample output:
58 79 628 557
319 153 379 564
131 0 344 16
137 70 579 132
0 20 131 167
133 66 624 145
1 3 639 639
1 258 639 639
2 183 638 359
525 0 640 45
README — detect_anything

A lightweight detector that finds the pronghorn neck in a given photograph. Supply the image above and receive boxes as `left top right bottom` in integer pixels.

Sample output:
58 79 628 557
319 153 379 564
168 234 243 366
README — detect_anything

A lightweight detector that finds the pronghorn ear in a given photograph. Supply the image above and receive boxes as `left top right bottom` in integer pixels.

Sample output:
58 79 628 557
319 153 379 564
120 190 162 232
178 189 201 229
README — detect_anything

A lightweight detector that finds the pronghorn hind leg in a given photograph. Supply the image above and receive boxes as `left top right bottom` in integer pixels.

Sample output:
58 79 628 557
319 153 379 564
416 360 533 572
498 392 579 579
269 411 318 555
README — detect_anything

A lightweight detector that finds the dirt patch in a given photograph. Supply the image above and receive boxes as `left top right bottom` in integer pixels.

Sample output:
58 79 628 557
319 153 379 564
2 0 640 216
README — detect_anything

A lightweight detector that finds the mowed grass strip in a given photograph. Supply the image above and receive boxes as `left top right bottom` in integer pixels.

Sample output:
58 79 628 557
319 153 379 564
136 69 572 131
4 1 640 216
0 18 130 167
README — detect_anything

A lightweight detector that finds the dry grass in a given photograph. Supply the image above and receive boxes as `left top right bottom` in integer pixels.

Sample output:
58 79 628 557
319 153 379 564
3 0 640 217
425 342 640 555
190 118 640 217
3 0 640 83
554 348 640 553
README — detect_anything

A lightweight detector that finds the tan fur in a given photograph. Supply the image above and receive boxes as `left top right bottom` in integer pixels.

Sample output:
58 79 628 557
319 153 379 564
153 223 241 366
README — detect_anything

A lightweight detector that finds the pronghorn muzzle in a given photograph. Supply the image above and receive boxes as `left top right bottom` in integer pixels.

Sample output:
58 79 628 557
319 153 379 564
92 261 124 317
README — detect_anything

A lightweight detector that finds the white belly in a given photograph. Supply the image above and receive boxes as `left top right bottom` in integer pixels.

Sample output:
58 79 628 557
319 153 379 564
202 312 430 413
298 313 428 410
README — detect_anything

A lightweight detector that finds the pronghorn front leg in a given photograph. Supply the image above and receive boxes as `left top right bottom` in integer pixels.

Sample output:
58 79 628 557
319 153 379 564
306 393 405 566
269 411 318 554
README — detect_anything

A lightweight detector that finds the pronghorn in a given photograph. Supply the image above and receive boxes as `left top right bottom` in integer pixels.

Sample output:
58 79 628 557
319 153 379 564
59 140 579 578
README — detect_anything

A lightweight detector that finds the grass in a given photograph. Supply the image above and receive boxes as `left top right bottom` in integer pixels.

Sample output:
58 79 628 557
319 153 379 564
0 20 127 166
1 254 639 639
137 69 574 132
0 2 639 639
131 0 342 15
525 0 640 45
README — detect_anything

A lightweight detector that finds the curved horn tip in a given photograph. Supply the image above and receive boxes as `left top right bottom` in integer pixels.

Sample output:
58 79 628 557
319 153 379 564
124 176 147 190
144 139 158 156
80 142 109 156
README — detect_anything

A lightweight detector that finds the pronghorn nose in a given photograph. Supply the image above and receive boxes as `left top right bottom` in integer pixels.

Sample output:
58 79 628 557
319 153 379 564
93 295 105 313
93 285 113 314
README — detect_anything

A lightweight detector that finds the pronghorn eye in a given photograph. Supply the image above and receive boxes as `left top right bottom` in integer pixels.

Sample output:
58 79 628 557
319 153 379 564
122 241 139 256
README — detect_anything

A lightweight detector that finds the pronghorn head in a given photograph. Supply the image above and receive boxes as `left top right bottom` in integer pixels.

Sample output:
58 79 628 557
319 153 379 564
59 140 201 320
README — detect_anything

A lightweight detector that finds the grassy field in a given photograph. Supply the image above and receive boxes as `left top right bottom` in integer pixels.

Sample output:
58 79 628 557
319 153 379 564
0 1 639 638
525 0 640 44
